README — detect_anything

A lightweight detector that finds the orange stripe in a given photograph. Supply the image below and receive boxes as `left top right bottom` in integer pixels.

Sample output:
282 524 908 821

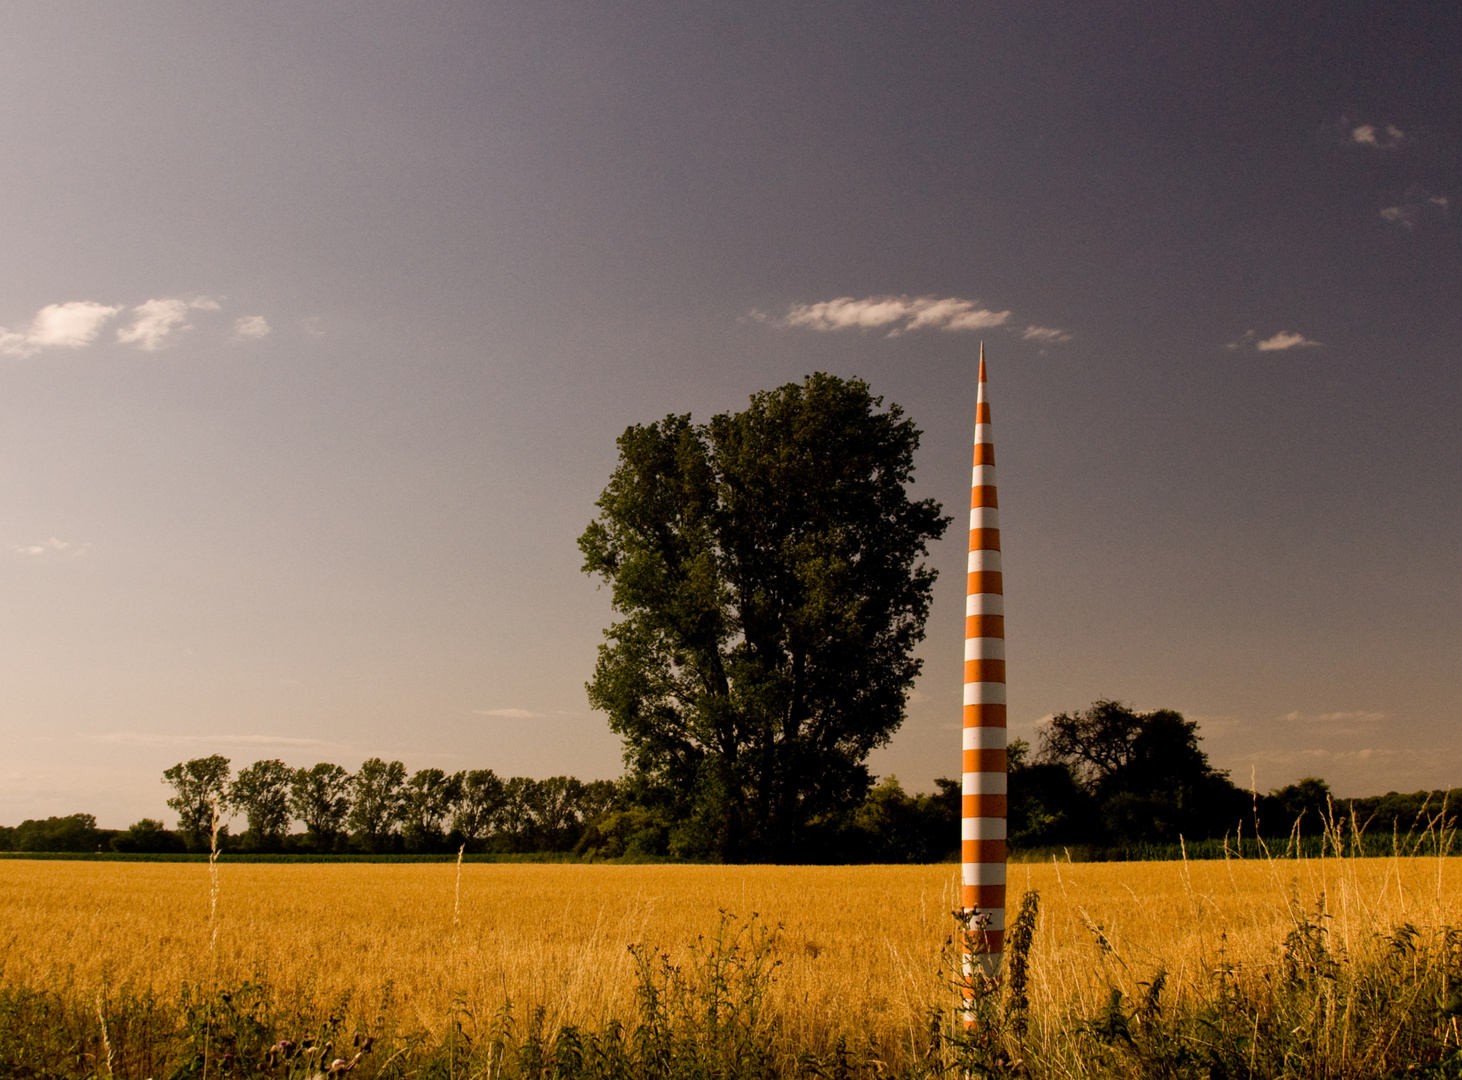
962 839 1007 863
963 703 1007 727
964 659 1006 684
973 442 996 466
976 931 1006 956
961 884 1007 912
976 402 990 425
963 748 1007 773
965 614 1004 639
970 484 999 508
968 527 1000 551
962 794 1007 817
967 570 1003 594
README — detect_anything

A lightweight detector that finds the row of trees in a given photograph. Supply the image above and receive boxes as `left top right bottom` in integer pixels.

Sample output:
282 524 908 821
152 756 621 853
4 701 1456 856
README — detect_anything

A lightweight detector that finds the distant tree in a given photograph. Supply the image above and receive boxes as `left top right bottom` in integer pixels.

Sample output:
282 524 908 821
453 769 506 850
348 758 406 852
577 779 621 827
111 818 187 854
401 768 461 852
1038 700 1245 844
230 759 295 850
1006 737 1095 848
532 776 587 851
497 776 542 852
163 755 232 851
11 814 106 853
1266 777 1333 835
842 777 957 863
580 374 948 861
289 763 353 851
573 806 671 860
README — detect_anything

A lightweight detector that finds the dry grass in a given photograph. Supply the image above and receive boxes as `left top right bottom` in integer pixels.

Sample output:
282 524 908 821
1 854 1458 1053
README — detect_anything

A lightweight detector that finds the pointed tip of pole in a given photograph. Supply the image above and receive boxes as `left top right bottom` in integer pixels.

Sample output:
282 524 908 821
978 342 986 383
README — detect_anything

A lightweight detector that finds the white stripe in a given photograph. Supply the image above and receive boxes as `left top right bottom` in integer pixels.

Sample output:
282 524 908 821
967 548 1003 573
962 818 1005 841
963 727 1006 751
964 636 1005 661
966 592 1004 616
971 463 997 487
961 862 1007 887
962 771 1007 796
974 423 992 444
960 907 1006 932
962 817 1007 841
963 681 1007 706
968 506 1000 531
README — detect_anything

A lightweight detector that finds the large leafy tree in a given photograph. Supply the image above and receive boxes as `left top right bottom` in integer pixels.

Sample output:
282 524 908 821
230 759 295 850
401 768 461 852
579 373 948 860
290 763 353 851
453 768 507 849
348 758 406 852
162 755 232 851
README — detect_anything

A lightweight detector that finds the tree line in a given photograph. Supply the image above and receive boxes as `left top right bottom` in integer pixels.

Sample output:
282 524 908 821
3 701 1456 858
1007 699 1460 849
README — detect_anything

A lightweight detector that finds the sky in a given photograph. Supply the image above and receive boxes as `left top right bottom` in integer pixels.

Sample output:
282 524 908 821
1 2 1458 828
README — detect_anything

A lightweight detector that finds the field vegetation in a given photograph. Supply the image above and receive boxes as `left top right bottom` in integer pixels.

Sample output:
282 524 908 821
2 844 1461 1077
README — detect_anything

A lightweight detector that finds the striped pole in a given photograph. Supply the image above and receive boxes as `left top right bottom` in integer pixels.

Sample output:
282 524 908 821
962 344 1006 1001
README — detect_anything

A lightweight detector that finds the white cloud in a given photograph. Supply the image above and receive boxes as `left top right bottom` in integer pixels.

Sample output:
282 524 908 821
1277 710 1387 724
1021 325 1072 343
14 537 88 557
473 708 585 720
1351 124 1405 148
29 301 123 347
0 301 123 356
232 315 270 340
116 296 220 351
1255 331 1321 351
769 295 1013 336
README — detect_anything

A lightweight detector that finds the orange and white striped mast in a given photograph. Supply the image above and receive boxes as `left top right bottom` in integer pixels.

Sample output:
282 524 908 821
962 343 1006 1003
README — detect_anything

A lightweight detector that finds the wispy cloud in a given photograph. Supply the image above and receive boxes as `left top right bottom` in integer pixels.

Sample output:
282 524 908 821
1225 329 1322 351
2 296 279 357
1256 331 1321 351
1351 123 1406 148
473 708 585 720
756 295 1018 337
1022 325 1073 343
14 537 89 557
232 315 271 340
1277 710 1387 724
116 297 221 351
1380 188 1449 230
0 301 122 356
87 732 339 749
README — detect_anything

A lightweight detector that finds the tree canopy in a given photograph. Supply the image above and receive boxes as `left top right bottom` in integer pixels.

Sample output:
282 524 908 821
579 373 948 860
1011 699 1249 846
162 754 232 850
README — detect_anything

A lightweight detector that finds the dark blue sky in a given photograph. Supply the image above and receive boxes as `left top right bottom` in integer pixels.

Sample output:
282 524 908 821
0 2 1457 824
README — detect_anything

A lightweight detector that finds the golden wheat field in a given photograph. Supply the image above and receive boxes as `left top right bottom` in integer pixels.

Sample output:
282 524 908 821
1 855 1458 1050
